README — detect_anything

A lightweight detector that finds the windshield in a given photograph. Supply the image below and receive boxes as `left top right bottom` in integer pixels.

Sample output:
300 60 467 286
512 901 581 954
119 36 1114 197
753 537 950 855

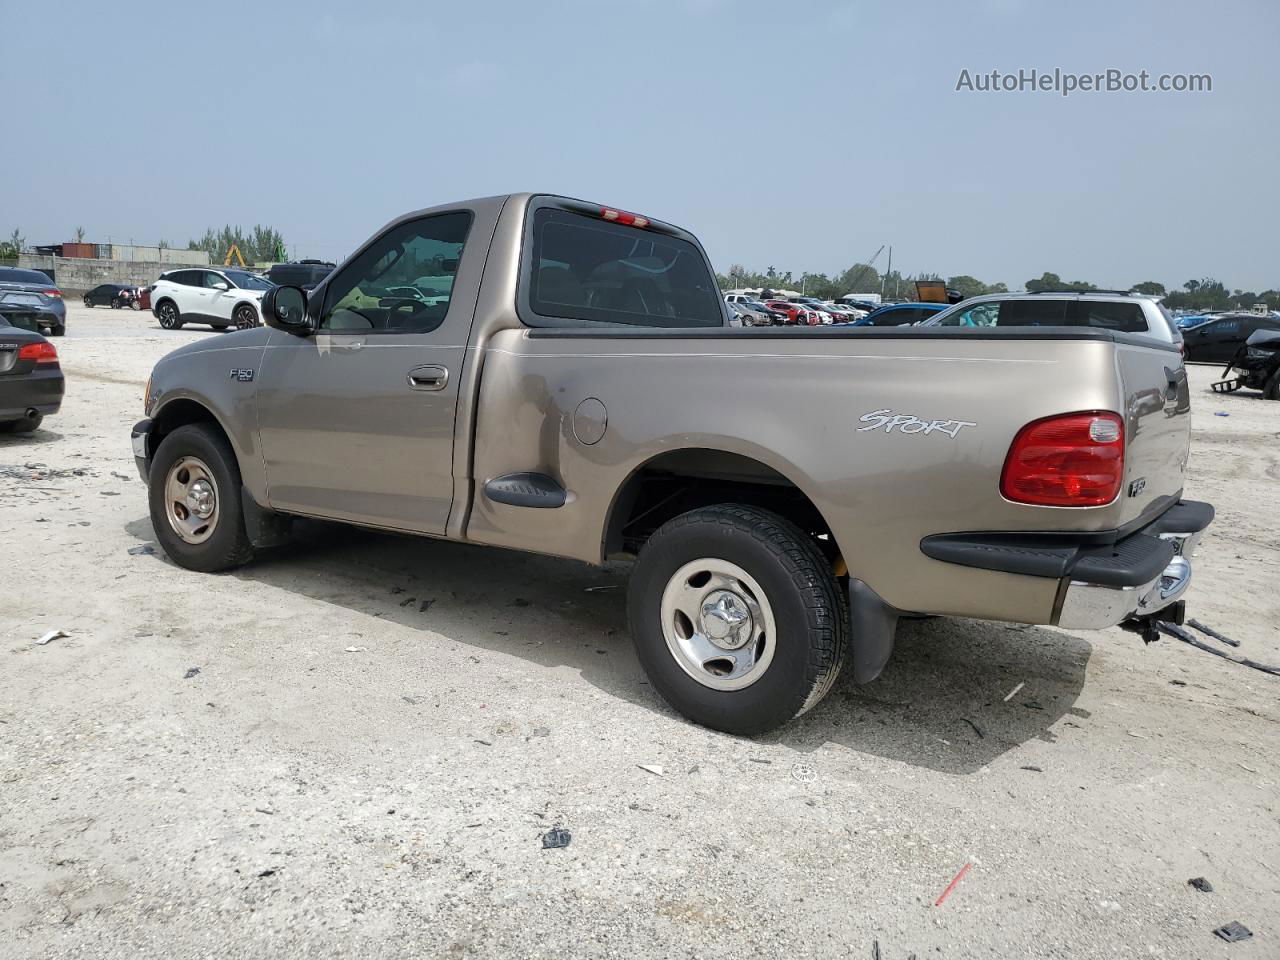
223 271 273 290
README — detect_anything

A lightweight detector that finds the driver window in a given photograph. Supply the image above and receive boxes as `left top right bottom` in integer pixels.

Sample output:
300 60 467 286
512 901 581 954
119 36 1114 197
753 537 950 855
203 272 228 289
937 302 999 326
321 212 471 333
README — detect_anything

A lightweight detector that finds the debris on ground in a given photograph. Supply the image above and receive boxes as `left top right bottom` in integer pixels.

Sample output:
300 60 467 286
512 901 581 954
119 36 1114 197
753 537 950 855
34 629 67 646
344 646 368 653
748 757 773 764
934 862 972 907
418 599 435 612
961 718 984 739
183 667 200 679
511 598 531 607
1187 619 1240 648
637 764 664 777
541 826 571 849
1187 877 1214 893
256 868 277 879
1213 411 1230 417
791 762 817 784
398 597 415 607
1020 765 1044 773
1213 921 1252 943
1023 701 1044 710
127 544 156 556
529 726 549 737
1002 681 1025 701
584 584 618 592
1158 623 1280 677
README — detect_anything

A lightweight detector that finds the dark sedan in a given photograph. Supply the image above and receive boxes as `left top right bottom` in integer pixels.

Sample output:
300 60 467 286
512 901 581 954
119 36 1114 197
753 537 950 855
1183 313 1280 363
0 314 64 433
0 266 66 336
83 283 140 309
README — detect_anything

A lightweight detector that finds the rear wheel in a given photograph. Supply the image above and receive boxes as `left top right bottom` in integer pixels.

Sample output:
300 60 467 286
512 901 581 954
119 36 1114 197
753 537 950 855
0 412 43 434
156 300 183 330
111 298 123 309
83 296 93 308
148 423 254 572
628 504 846 735
50 326 65 337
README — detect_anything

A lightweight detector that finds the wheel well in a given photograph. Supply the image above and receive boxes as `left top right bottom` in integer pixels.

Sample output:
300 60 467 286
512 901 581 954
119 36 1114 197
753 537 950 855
148 399 227 460
234 300 257 315
604 449 837 560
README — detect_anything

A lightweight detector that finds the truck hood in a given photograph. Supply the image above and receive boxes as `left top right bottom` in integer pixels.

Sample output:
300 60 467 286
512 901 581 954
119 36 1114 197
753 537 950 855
153 324 272 367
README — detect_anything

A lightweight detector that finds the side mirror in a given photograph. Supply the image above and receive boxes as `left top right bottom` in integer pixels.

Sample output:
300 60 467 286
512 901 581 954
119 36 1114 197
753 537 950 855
262 285 313 336
213 280 230 291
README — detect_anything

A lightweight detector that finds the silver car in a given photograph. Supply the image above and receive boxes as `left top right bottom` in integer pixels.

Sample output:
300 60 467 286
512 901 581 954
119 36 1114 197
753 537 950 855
923 291 1184 347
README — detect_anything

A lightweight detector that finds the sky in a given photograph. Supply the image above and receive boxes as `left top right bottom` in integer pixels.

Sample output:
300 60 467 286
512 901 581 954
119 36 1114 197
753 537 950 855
3 0 1278 292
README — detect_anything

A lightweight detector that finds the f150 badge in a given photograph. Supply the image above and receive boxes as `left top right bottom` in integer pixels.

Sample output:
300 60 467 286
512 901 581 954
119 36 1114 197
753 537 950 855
229 368 255 382
857 409 976 438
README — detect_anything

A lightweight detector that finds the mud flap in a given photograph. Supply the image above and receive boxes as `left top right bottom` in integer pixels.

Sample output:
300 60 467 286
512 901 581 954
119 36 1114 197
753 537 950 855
847 579 900 684
241 486 293 548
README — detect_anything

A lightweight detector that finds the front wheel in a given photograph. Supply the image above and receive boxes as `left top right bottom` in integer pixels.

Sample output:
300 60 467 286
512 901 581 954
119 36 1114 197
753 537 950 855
233 304 259 330
156 300 183 330
1264 370 1280 401
628 504 847 735
83 296 93 308
148 423 254 572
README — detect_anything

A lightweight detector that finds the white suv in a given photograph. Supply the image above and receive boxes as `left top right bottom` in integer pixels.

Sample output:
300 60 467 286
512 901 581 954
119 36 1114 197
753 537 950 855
150 268 274 331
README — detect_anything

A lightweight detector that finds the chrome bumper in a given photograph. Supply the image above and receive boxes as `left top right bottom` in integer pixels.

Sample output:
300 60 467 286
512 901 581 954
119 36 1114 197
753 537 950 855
1057 528 1202 629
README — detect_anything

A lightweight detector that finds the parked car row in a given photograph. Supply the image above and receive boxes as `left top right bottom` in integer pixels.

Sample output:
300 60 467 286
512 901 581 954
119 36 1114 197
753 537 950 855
724 290 948 328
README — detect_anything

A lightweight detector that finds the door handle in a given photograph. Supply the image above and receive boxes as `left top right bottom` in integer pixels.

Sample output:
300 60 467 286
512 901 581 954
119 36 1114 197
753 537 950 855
407 364 449 391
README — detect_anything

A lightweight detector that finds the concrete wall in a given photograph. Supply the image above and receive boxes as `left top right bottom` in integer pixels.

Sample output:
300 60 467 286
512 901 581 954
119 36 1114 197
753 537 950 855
101 245 209 265
16 255 212 293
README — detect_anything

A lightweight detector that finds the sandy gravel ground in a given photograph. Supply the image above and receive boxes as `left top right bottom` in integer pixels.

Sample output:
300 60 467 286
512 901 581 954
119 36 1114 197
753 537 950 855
2 305 1277 959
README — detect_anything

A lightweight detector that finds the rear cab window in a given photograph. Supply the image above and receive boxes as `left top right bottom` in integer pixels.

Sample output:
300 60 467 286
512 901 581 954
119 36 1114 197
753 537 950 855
522 204 724 328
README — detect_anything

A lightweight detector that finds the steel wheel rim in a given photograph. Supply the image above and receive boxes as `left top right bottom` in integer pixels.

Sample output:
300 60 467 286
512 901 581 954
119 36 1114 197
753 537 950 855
235 306 255 329
659 558 777 691
163 456 219 544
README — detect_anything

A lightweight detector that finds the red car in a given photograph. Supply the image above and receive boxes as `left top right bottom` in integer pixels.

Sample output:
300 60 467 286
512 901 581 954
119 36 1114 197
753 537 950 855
764 300 819 326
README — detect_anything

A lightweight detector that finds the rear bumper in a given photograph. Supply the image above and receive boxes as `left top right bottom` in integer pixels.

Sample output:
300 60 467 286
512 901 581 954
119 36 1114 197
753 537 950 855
0 368 64 420
920 499 1214 630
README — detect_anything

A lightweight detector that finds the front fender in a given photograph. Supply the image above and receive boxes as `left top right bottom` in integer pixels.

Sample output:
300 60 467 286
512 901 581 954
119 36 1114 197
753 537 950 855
145 339 269 502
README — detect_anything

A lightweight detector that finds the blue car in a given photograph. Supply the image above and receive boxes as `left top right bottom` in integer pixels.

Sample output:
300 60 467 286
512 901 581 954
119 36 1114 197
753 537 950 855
835 302 949 326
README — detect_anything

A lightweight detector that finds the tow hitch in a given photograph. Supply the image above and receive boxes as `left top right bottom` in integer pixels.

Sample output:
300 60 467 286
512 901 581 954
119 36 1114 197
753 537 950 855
1120 601 1186 645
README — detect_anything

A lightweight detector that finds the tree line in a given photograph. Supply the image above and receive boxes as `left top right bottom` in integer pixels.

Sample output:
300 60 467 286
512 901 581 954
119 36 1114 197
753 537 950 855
718 263 1279 311
187 225 287 264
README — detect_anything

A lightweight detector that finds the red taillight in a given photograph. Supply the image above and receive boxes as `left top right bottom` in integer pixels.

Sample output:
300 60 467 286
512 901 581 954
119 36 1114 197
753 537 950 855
600 207 650 229
18 341 59 364
1001 411 1124 507
44 288 62 298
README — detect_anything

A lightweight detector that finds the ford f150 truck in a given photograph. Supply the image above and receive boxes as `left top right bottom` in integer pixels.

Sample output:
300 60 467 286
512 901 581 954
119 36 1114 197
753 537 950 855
131 193 1213 734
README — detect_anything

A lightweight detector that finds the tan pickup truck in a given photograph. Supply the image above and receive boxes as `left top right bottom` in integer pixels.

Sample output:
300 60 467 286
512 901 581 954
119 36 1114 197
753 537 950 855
131 193 1213 733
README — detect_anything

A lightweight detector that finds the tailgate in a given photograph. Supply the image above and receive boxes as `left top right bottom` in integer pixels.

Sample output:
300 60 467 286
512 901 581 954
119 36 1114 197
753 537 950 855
1114 341 1190 525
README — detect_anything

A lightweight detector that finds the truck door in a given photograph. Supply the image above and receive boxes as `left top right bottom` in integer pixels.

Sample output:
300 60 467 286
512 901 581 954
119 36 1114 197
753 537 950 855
254 211 474 534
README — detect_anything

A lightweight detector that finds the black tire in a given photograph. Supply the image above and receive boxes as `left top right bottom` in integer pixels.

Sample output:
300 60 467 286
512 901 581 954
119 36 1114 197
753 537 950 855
83 296 93 308
628 504 847 735
156 299 183 330
233 304 259 330
111 298 123 309
0 412 43 434
1264 370 1280 401
148 423 254 572
50 326 65 337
